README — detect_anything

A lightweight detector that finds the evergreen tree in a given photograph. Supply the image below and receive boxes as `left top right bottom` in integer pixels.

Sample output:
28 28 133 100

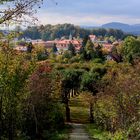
52 43 58 53
85 39 95 60
82 35 89 47
80 35 89 54
27 42 33 53
68 42 76 56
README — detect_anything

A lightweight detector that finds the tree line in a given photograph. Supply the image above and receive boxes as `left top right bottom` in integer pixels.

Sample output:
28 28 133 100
22 24 127 41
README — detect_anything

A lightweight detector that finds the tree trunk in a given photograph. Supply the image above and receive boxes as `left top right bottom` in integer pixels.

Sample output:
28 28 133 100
71 89 74 97
89 102 94 123
8 114 14 140
74 89 77 96
65 100 71 122
32 105 38 136
68 92 70 99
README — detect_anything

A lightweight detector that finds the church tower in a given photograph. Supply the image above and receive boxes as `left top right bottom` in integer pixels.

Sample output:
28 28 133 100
69 32 73 40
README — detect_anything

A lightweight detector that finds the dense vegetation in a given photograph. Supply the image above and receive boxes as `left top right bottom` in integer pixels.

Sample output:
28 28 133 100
0 22 140 140
0 42 65 140
46 35 140 139
22 24 126 40
0 1 140 140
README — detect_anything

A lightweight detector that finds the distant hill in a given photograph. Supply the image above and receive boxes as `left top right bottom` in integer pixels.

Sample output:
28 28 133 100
102 22 140 35
102 22 130 30
82 22 140 35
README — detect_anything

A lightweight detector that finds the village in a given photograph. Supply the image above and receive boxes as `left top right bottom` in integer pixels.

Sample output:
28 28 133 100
13 33 121 62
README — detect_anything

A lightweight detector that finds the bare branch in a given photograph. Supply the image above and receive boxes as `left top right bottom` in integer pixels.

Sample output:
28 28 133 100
0 0 44 24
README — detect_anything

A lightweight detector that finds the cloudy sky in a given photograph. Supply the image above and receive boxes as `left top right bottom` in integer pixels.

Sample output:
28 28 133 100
35 0 140 26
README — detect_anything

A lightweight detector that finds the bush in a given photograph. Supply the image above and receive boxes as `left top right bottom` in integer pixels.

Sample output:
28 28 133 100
127 122 140 140
112 130 126 140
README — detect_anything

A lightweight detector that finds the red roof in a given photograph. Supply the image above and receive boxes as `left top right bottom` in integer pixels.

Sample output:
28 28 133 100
89 35 97 40
102 43 113 52
39 39 82 50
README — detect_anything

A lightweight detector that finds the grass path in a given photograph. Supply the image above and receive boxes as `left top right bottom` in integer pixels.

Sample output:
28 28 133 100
67 95 110 140
69 123 90 140
67 95 92 139
69 95 89 124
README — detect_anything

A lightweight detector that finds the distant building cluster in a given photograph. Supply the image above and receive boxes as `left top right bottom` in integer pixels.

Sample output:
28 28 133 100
13 34 120 55
46 39 82 51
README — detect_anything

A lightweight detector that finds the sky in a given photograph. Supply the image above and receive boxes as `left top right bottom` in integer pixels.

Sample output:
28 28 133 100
35 0 140 26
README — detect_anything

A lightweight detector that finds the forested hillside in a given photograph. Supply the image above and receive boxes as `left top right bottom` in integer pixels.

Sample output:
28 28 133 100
22 24 126 40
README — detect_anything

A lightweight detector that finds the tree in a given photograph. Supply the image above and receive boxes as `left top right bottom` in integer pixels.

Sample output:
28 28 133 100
81 65 106 122
81 72 99 122
51 43 58 53
98 63 140 136
84 39 96 60
109 45 123 63
23 26 41 40
27 42 33 53
68 42 76 56
121 36 140 63
95 44 105 61
82 35 89 48
0 0 43 24
80 35 89 57
32 27 41 39
35 45 48 61
60 69 83 122
62 50 72 61
0 45 34 140
25 63 64 139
